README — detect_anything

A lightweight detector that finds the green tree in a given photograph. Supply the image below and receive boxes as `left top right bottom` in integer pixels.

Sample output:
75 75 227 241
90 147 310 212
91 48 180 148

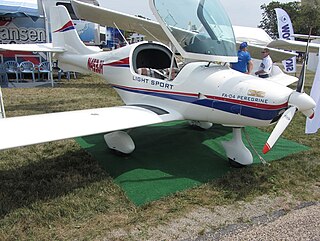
259 1 300 39
296 2 320 36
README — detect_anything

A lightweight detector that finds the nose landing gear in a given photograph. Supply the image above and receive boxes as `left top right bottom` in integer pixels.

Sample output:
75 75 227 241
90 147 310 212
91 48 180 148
222 127 253 167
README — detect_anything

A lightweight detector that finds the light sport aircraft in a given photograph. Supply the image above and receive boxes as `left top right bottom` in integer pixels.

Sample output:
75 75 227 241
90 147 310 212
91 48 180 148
0 0 316 167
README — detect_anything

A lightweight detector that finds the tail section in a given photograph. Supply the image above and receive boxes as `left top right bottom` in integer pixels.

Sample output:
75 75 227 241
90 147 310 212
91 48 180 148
50 6 98 55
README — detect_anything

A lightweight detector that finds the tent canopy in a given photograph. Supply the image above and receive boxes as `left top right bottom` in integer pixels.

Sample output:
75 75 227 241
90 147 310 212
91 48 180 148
0 0 40 18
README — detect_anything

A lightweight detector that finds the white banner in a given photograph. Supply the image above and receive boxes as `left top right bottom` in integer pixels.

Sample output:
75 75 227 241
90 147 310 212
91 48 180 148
306 48 320 134
275 8 296 73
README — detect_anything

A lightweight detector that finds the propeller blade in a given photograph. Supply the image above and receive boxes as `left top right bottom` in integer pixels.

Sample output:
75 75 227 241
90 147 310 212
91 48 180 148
302 109 315 119
263 107 296 154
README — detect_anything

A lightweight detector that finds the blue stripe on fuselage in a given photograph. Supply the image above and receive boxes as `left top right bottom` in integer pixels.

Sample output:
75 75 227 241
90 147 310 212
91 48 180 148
113 86 283 121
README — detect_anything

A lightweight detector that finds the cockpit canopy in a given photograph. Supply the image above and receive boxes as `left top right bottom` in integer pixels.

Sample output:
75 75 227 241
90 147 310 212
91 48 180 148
150 0 237 62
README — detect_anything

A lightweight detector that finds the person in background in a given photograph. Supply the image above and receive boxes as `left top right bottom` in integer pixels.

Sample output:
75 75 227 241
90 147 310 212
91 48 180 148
231 42 253 74
255 48 273 78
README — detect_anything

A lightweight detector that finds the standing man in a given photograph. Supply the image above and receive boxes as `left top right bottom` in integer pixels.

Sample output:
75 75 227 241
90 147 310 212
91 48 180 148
231 42 253 74
255 48 273 78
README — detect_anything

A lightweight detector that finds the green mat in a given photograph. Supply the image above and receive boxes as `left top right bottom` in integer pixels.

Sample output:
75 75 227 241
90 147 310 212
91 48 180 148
76 121 309 206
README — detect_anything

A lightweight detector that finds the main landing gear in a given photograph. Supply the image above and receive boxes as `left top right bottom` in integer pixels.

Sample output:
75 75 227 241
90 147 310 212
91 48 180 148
221 128 253 167
104 127 254 167
104 131 135 154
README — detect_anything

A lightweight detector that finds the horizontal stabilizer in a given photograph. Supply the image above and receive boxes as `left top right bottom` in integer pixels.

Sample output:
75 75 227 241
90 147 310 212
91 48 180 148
0 106 183 150
0 43 65 52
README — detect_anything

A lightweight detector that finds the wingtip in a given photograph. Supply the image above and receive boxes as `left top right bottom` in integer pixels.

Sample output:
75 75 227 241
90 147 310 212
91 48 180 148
262 143 271 154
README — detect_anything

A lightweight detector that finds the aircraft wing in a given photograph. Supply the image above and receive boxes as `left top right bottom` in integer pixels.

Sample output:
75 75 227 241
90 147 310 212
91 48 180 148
267 39 320 53
292 34 320 40
0 43 65 52
233 25 273 46
71 0 170 43
71 0 296 62
240 42 297 62
0 105 183 150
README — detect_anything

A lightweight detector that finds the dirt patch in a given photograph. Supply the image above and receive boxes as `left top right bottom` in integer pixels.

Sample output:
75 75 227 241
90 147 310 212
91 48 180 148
106 193 307 240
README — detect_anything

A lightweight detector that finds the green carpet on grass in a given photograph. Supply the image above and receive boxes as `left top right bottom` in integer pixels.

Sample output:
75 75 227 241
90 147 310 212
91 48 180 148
76 121 309 206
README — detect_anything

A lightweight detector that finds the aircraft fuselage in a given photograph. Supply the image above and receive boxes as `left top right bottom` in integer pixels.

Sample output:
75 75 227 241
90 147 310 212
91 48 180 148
56 42 293 128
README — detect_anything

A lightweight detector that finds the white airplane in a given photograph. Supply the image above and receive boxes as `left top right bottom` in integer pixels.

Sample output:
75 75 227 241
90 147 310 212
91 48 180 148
0 0 316 167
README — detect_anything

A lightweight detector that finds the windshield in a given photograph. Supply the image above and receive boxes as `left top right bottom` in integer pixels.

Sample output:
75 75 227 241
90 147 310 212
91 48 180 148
151 0 237 62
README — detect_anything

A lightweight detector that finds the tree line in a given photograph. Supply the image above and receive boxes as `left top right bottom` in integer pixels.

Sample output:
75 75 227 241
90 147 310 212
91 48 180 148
259 0 320 39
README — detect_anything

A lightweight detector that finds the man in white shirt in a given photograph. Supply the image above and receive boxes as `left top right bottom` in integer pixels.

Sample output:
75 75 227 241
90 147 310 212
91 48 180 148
255 48 273 78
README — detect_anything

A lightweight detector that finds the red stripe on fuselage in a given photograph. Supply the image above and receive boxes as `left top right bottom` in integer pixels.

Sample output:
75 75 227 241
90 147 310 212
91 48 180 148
113 84 288 110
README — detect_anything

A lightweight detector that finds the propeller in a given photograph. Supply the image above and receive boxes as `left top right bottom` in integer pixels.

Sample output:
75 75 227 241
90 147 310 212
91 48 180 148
263 107 296 154
263 30 316 154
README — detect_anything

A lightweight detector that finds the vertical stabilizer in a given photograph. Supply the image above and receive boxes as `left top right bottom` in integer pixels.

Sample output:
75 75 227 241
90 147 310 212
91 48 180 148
50 6 98 55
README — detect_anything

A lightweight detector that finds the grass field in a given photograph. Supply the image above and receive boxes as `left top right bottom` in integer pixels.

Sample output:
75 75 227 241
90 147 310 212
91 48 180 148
0 72 319 240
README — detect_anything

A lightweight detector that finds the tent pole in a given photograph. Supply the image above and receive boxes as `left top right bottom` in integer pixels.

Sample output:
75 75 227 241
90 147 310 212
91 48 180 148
0 86 6 118
41 0 54 87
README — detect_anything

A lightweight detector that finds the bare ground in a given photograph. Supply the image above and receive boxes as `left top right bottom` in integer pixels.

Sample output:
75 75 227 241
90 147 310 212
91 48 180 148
103 184 320 240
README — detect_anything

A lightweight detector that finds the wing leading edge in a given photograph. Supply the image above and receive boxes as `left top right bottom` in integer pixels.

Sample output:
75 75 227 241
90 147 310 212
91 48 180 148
0 105 183 150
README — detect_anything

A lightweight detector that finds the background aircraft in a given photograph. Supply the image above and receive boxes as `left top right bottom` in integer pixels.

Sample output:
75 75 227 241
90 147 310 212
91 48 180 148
0 0 316 167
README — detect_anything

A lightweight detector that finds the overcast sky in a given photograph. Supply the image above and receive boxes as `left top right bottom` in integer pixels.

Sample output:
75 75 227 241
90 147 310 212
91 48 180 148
99 0 299 28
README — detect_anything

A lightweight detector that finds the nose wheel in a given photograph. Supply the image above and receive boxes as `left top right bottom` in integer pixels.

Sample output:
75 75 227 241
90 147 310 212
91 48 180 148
222 128 253 167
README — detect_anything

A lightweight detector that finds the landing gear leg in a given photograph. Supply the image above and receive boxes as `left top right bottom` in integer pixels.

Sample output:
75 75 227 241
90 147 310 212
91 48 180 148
221 128 253 167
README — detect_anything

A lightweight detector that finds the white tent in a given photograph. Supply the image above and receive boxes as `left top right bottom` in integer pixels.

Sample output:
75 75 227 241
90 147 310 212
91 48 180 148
0 0 40 18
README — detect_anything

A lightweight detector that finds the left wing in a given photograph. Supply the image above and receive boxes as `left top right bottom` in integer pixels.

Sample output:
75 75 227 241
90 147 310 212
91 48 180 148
0 105 183 150
0 43 65 52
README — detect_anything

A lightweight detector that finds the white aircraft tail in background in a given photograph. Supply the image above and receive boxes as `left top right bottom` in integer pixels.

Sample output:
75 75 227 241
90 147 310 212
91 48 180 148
50 6 101 73
50 6 98 55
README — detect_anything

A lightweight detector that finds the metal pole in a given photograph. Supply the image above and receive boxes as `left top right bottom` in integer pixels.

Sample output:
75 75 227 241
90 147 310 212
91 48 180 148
0 86 6 118
168 46 176 81
41 0 54 87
